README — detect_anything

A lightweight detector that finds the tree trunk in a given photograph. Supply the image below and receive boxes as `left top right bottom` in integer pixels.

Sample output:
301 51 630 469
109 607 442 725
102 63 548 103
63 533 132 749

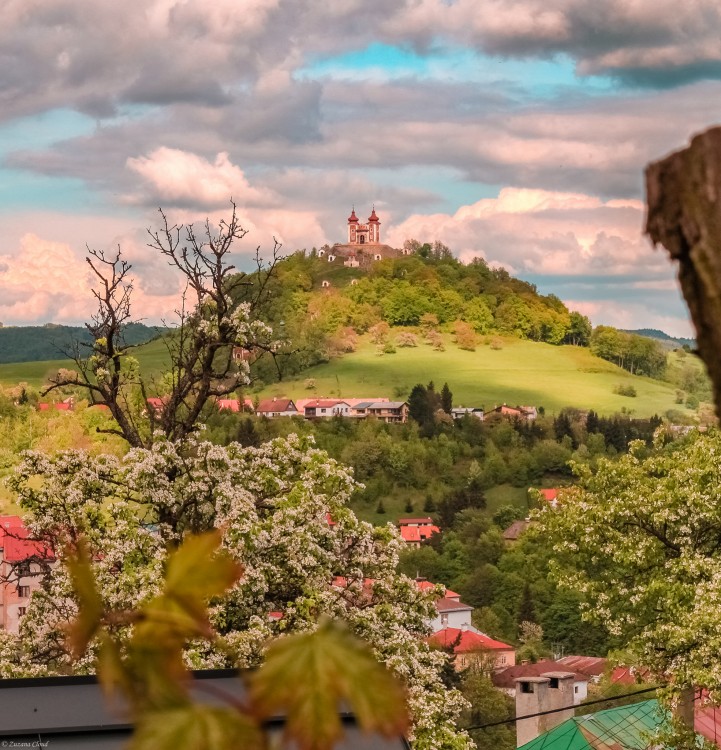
646 126 721 419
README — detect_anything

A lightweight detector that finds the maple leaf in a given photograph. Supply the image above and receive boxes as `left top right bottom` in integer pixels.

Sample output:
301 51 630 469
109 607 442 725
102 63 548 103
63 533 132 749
130 705 264 750
248 618 409 750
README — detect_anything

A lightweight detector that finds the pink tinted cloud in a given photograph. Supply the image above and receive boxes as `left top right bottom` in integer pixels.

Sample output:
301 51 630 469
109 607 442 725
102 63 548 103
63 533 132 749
385 187 662 277
126 147 276 209
126 148 330 250
0 233 183 326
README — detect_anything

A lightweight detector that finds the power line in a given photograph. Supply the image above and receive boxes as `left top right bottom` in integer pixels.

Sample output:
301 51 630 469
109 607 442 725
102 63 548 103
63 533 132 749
466 685 660 731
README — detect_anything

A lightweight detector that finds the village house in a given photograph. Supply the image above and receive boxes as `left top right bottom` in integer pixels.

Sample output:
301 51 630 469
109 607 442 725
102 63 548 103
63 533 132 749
451 407 485 421
231 347 252 362
503 519 531 544
255 398 299 418
216 397 254 413
486 404 538 420
352 400 409 423
0 516 54 634
531 488 562 508
398 517 440 546
303 399 351 418
428 627 516 670
37 397 74 412
431 595 474 632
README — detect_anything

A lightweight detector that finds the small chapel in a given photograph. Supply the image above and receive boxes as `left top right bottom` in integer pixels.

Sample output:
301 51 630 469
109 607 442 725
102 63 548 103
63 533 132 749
347 207 381 245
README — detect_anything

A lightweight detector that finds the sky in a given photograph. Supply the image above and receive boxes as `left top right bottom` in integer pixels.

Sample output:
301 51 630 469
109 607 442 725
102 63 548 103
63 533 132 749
2 1 721 336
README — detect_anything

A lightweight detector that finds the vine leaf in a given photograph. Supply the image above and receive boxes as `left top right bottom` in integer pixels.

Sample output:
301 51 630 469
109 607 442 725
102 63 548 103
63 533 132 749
248 619 409 750
163 529 244 628
130 705 264 750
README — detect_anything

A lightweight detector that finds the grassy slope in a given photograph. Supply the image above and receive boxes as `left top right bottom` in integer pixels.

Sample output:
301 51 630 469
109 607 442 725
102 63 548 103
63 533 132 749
1 334 689 417
263 336 685 417
0 338 171 389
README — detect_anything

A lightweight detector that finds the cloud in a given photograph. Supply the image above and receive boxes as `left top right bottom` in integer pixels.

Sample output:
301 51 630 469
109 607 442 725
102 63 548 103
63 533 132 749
385 187 663 277
387 0 721 86
126 148 276 209
0 232 183 326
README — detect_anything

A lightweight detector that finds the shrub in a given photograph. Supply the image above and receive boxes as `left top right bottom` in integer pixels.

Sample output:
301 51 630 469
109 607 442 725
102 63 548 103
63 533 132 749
614 384 637 397
383 341 397 354
453 320 478 351
397 332 419 348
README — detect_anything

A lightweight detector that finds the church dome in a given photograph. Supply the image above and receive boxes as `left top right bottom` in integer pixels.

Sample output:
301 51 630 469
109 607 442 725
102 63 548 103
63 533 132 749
368 207 379 222
348 208 359 223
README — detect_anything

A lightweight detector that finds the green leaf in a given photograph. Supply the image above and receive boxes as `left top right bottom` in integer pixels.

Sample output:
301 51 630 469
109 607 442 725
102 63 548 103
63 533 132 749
249 619 409 750
130 705 264 750
163 530 244 625
65 537 104 657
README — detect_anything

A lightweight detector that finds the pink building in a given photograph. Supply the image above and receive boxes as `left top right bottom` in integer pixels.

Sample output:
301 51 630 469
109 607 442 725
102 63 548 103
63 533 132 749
0 517 54 634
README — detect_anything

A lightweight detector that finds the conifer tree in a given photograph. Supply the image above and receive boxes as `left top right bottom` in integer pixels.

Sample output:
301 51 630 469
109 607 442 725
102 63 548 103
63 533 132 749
441 383 453 414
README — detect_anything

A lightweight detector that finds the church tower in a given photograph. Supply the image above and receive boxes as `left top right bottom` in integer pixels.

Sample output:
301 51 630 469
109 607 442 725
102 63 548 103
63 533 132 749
347 206 380 245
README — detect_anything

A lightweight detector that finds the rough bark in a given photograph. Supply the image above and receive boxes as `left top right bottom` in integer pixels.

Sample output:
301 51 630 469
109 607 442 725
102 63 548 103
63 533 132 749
646 126 721 419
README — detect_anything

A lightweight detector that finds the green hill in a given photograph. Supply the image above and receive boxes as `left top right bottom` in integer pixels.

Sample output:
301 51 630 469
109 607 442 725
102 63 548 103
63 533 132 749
260 335 688 417
0 323 159 364
0 337 172 390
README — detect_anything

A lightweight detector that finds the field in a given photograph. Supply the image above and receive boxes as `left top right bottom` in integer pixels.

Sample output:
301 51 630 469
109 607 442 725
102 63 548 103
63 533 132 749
1 333 695 418
0 338 171 389
261 336 688 417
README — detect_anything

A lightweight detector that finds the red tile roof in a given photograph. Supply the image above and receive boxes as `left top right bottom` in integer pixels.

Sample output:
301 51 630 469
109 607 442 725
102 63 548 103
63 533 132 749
695 691 721 745
539 489 559 502
0 517 54 562
556 655 607 676
416 580 460 599
429 627 512 653
304 399 349 409
216 399 241 412
400 524 439 543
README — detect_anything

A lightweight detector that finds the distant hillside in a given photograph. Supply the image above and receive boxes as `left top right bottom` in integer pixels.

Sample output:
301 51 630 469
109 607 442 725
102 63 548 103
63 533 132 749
623 328 695 350
0 323 159 364
258 335 688 417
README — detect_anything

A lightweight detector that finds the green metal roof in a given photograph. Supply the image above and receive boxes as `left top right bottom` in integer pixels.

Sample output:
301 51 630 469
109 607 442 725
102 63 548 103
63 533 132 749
518 700 667 750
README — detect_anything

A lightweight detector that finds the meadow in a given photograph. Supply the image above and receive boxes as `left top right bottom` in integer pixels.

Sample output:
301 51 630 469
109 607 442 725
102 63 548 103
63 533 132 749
260 336 687 417
0 333 692 418
0 338 171 390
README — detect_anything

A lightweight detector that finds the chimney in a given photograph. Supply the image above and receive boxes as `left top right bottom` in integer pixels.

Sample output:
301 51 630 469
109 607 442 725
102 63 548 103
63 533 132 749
515 672 575 747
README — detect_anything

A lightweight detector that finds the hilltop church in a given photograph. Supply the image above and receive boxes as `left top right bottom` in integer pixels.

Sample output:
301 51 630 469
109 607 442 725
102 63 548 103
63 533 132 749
346 206 381 245
320 207 403 268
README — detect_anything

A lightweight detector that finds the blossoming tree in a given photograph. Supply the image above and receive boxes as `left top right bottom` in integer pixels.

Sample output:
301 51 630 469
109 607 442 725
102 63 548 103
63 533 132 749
4 208 472 749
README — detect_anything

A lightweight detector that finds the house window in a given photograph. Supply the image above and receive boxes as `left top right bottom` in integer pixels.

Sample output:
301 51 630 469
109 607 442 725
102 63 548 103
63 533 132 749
18 607 26 617
18 586 30 598
549 678 559 689
521 682 534 694
441 614 448 626
499 655 507 665
574 686 579 694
